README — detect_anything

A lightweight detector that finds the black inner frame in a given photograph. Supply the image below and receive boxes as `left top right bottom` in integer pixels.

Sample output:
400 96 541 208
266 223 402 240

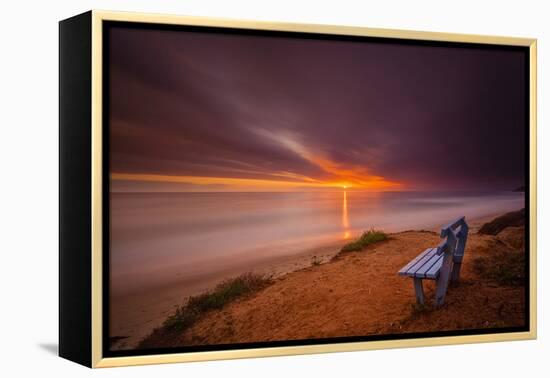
102 20 531 358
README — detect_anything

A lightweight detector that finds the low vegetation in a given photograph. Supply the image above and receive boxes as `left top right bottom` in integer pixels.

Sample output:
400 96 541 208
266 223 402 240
410 302 431 316
311 255 321 266
478 208 525 235
340 229 388 253
108 336 128 349
138 273 271 348
514 185 525 192
473 250 525 286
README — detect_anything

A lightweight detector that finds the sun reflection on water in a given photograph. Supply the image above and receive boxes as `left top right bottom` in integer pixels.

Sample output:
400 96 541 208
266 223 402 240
342 191 350 239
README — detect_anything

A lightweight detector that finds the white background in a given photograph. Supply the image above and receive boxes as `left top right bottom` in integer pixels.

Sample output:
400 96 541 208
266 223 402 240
0 0 547 376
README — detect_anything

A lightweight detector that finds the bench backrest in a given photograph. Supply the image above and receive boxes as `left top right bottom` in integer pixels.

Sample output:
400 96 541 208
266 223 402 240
434 216 469 306
438 216 469 262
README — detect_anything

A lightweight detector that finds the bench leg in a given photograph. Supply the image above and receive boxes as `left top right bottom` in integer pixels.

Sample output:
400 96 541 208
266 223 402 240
435 272 451 307
435 251 455 307
451 262 462 284
413 278 425 305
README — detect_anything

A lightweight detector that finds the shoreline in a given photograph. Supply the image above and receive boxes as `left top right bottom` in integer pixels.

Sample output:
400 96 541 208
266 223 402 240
110 209 521 350
109 237 344 350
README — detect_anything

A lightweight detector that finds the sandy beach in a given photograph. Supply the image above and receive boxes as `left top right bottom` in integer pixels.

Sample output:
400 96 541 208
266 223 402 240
111 210 526 350
109 239 342 350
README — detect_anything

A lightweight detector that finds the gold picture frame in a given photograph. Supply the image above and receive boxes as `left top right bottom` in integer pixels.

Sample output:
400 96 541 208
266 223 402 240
59 9 537 368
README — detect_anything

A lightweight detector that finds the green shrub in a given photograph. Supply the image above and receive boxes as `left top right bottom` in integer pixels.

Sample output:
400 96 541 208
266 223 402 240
340 229 388 253
138 273 271 348
164 273 271 332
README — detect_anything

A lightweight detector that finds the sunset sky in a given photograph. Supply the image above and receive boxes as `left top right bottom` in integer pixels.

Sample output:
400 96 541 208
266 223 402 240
108 25 526 192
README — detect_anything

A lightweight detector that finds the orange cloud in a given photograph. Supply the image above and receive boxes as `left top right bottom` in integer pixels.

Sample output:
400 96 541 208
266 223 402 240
112 172 330 191
111 169 400 191
252 129 402 190
111 131 403 192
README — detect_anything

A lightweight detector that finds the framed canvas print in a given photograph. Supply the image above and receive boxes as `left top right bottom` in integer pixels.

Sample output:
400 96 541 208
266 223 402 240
59 10 537 368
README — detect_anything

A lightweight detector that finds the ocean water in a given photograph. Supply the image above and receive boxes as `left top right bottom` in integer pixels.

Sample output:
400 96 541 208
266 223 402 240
109 191 524 296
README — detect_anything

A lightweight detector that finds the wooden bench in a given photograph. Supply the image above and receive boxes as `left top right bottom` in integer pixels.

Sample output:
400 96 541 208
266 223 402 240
398 216 469 307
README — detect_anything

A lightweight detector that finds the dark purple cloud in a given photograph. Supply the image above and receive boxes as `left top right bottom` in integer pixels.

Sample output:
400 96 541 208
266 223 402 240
108 25 527 191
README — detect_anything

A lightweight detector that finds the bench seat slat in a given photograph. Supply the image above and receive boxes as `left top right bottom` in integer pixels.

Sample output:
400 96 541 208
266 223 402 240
414 253 443 279
398 248 433 275
399 248 437 277
425 256 444 279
